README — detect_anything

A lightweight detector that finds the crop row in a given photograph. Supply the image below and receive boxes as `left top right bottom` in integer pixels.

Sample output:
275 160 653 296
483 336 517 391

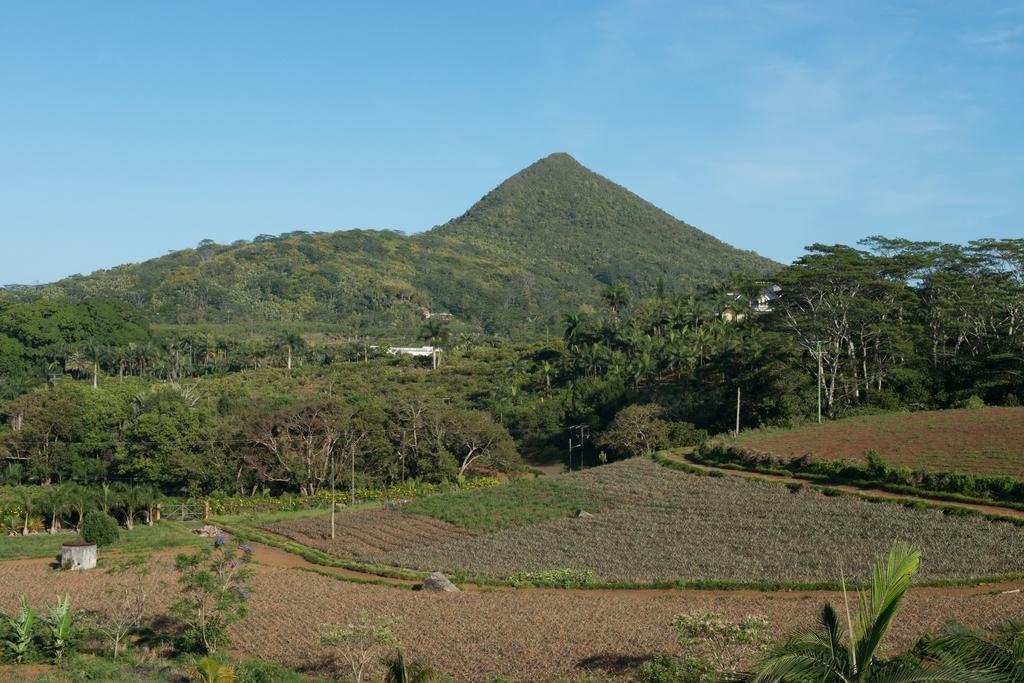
376 459 1024 583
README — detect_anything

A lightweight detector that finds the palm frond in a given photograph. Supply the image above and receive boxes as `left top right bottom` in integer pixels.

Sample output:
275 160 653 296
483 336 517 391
854 543 921 668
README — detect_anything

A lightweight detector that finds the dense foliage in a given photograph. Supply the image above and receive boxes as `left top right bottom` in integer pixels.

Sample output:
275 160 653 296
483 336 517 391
1 154 775 337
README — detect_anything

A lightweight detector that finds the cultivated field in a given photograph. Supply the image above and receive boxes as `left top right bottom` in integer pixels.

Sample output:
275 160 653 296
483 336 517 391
729 407 1024 478
264 508 481 560
269 458 1024 584
2 553 1022 682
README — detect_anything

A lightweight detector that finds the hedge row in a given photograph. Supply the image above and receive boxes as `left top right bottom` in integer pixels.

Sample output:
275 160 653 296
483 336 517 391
696 441 1024 506
207 477 500 515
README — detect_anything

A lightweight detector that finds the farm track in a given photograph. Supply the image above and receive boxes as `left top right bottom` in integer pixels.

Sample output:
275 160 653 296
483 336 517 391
669 450 1024 521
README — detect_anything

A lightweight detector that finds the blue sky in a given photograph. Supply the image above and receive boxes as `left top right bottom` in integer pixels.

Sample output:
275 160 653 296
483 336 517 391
1 1 1022 284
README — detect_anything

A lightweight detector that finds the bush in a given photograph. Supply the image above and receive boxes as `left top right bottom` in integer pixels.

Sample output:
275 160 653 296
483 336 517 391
80 511 120 546
638 654 689 683
236 658 310 683
962 395 986 410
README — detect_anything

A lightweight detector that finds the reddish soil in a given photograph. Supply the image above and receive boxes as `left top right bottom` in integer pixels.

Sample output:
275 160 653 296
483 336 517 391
3 547 1024 681
733 407 1024 478
264 509 480 562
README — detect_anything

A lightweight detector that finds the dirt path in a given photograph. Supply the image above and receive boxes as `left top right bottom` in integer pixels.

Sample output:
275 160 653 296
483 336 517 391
669 450 1024 521
247 541 420 586
245 538 1024 601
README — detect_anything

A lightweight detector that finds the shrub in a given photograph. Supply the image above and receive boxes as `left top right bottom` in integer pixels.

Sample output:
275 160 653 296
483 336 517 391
195 656 236 683
236 658 310 683
80 511 120 546
638 654 689 683
171 536 254 654
320 611 401 683
508 568 595 588
962 395 986 410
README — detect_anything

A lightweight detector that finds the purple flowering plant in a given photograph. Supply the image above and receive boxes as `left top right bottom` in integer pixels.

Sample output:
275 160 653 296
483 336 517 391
171 535 254 654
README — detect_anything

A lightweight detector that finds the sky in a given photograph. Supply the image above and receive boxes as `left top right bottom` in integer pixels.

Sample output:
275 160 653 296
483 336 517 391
1 1 1022 285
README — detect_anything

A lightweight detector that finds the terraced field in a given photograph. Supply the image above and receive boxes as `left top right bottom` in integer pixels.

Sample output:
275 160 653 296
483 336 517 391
269 458 1024 584
728 407 1024 478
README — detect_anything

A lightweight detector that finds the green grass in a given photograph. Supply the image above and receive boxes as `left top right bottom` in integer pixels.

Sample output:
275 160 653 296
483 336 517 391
0 522 201 562
402 477 612 530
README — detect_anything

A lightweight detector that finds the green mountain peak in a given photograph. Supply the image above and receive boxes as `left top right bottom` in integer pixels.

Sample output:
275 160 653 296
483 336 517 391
8 154 777 336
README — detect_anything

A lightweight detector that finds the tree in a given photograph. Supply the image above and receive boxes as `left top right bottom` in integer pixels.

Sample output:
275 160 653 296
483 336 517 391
38 484 68 534
914 621 1024 681
443 409 519 477
0 386 83 484
246 400 344 496
417 321 449 370
276 332 305 371
750 543 929 682
171 536 254 654
597 404 669 458
92 558 159 660
14 487 38 536
603 282 631 319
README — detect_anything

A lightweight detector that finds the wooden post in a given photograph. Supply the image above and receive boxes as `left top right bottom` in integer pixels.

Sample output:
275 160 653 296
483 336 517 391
203 501 210 520
155 502 162 522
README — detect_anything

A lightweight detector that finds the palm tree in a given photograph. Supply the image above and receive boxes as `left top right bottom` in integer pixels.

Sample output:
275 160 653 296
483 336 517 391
121 484 161 529
563 313 588 351
749 544 987 682
277 332 305 370
915 622 1024 681
602 282 630 319
99 482 123 516
417 321 449 370
64 483 96 529
14 487 38 536
539 360 554 389
82 339 105 389
38 484 69 534
384 649 439 683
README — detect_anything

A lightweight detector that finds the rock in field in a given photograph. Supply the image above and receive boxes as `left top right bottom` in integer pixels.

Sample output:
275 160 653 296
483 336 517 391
422 572 460 592
574 509 593 518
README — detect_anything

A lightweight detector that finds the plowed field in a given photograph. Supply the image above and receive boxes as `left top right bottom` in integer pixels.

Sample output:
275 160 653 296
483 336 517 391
2 554 1022 682
730 407 1024 478
264 508 481 562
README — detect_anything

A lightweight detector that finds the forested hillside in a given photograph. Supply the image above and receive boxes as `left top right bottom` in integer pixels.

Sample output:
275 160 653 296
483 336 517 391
2 154 775 336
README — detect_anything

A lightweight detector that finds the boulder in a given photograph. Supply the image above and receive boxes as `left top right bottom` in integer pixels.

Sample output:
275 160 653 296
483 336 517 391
191 525 223 538
422 572 460 592
574 509 593 518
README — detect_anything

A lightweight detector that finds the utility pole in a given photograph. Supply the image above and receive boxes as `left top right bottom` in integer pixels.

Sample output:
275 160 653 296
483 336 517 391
567 424 590 471
735 386 741 437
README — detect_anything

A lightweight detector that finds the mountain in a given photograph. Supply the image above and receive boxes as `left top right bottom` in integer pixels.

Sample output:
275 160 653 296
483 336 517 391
3 153 777 337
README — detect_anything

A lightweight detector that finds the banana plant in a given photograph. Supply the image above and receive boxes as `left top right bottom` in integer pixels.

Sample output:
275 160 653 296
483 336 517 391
46 593 76 664
4 596 38 664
